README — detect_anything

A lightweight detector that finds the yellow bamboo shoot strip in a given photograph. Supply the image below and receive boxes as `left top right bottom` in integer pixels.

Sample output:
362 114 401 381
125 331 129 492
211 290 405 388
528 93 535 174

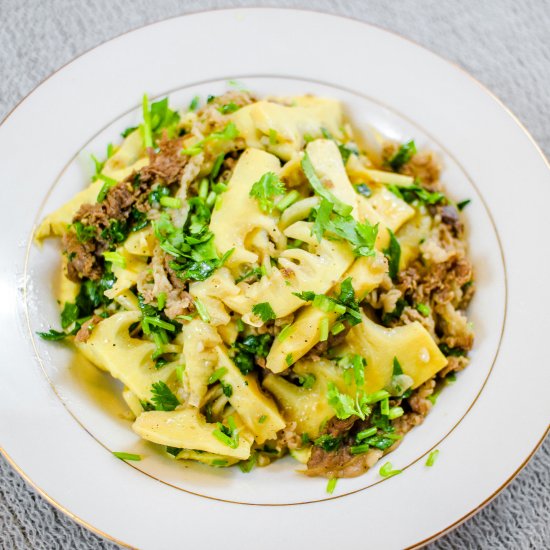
133 408 254 460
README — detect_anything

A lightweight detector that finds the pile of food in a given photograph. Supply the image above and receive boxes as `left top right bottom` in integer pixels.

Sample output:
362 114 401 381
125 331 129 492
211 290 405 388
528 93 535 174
37 89 474 480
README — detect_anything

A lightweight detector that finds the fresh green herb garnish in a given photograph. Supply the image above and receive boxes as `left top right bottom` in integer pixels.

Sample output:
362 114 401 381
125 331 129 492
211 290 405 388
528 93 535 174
188 95 200 111
326 478 338 494
218 102 240 114
182 122 239 155
312 198 378 257
96 174 118 202
72 221 96 243
252 302 276 322
301 153 353 216
387 182 446 206
112 452 142 461
416 303 431 317
194 298 210 323
239 452 257 473
285 353 294 367
258 415 268 424
384 228 401 280
387 140 416 171
249 172 286 213
150 381 179 411
327 382 371 420
208 367 228 385
37 329 67 341
379 461 402 477
212 415 239 449
233 333 273 375
102 251 126 268
392 357 403 376
426 449 440 467
314 434 342 452
457 199 471 211
438 343 466 357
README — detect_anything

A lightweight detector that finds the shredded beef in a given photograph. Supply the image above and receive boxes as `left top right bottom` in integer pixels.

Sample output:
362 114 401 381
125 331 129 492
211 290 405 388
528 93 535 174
74 315 103 342
64 136 188 281
63 232 102 281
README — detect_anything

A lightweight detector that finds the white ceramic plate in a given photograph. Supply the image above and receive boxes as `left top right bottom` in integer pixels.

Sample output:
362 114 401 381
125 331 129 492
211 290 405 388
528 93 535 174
1 8 548 549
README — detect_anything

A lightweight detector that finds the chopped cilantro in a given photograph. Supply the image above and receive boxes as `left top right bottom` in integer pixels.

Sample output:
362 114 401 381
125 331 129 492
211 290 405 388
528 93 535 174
388 181 446 206
388 140 416 171
297 373 316 389
221 381 233 398
60 302 79 329
392 357 403 376
258 415 267 424
249 172 286 213
252 302 276 322
384 228 401 280
150 381 179 411
233 333 273 375
314 434 342 452
457 199 471 211
285 353 293 367
194 298 210 323
438 343 466 357
166 446 182 457
327 382 371 420
37 329 67 341
301 153 353 216
72 221 96 243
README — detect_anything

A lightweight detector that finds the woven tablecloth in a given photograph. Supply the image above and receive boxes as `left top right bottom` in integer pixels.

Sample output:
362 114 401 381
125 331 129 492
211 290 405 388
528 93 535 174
1 0 548 548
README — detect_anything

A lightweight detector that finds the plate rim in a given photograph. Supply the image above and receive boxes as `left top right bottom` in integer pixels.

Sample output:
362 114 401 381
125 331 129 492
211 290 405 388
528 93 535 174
1 6 549 549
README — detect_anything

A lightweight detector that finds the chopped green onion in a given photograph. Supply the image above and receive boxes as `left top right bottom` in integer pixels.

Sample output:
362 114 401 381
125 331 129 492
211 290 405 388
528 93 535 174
380 397 390 416
188 95 200 111
208 367 228 384
285 353 293 367
205 190 217 208
142 316 175 332
157 292 166 310
236 318 244 332
258 415 267 424
199 178 209 199
319 317 329 342
175 365 185 382
364 390 390 404
330 322 345 336
160 196 182 209
313 294 333 312
356 427 377 441
113 452 141 461
212 428 237 449
326 478 338 494
210 153 225 181
268 128 278 145
426 449 440 467
379 461 402 478
276 190 300 212
194 298 210 323
416 303 431 317
350 444 370 455
388 406 404 420
212 459 229 467
277 324 293 342
333 304 347 315
102 251 126 268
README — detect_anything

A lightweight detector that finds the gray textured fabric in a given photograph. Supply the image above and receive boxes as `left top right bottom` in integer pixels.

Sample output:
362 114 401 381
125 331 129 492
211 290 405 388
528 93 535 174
0 0 548 548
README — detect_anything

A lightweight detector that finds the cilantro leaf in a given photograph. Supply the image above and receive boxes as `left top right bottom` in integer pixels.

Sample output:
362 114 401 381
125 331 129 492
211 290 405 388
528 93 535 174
384 228 401 280
252 302 276 322
327 382 371 420
37 329 67 341
60 302 79 329
387 182 446 206
388 140 417 171
151 381 179 411
301 153 353 216
313 434 342 452
392 357 403 376
249 172 286 213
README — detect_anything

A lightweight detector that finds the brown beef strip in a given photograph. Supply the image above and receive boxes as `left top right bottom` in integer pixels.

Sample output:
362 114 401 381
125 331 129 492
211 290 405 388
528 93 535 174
74 315 103 342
